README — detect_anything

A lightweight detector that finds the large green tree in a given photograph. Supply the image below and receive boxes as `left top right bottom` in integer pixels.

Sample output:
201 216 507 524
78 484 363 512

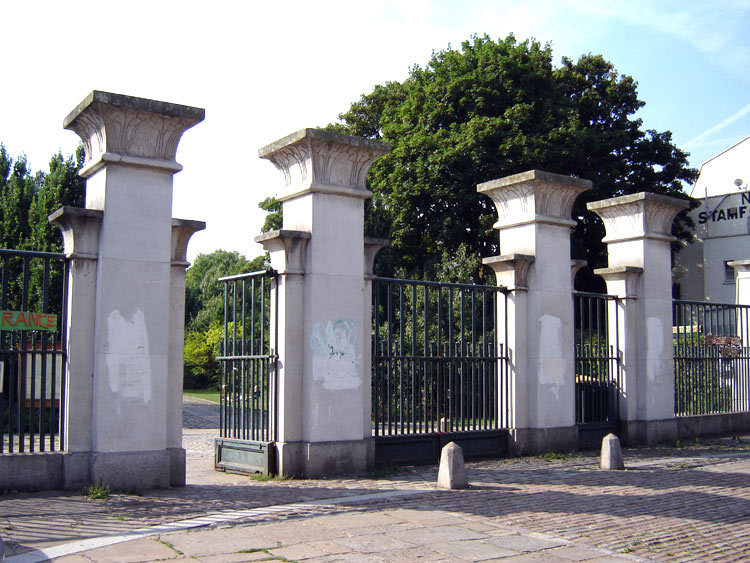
0 144 85 252
329 35 697 288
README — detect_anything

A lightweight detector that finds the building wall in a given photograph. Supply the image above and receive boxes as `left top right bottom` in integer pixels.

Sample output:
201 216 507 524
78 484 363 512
675 137 750 303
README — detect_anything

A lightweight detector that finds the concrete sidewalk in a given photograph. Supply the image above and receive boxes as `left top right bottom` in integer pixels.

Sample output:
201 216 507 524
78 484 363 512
2 398 749 562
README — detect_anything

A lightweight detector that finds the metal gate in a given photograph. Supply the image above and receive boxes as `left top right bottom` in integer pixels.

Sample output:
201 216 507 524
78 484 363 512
574 291 620 447
214 269 278 474
673 300 750 416
1 249 68 454
372 277 510 465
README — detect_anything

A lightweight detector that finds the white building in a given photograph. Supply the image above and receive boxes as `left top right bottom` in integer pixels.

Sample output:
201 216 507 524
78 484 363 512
675 136 750 303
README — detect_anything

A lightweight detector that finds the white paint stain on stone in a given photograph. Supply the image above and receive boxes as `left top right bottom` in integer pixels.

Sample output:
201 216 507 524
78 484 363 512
539 314 563 402
105 309 152 403
310 320 361 391
646 316 664 383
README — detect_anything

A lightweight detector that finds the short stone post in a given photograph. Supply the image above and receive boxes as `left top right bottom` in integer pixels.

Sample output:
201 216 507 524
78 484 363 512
48 207 102 490
437 441 468 489
588 193 689 445
63 91 204 489
600 433 624 470
479 170 591 454
258 129 390 477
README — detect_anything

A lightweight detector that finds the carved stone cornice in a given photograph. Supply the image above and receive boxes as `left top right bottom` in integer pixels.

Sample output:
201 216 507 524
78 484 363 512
259 129 391 201
482 254 535 291
171 219 206 268
255 229 311 274
48 206 103 260
364 238 389 279
587 192 690 244
477 170 591 230
594 266 643 299
64 91 205 178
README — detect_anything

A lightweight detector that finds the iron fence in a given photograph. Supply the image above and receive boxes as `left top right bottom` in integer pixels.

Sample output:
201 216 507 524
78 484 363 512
673 300 750 416
372 277 509 436
216 270 277 442
574 292 620 426
0 249 68 453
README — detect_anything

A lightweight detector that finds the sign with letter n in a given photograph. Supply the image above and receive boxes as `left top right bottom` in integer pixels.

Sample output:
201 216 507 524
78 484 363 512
1 310 58 332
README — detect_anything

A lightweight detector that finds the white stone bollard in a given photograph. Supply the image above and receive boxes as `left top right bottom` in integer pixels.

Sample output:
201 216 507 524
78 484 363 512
600 433 625 470
437 441 468 489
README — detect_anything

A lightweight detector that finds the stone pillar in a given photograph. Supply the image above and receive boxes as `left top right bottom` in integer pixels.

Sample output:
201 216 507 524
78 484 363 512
48 207 102 490
729 260 750 411
258 128 390 477
63 91 204 489
167 219 205 486
588 193 689 445
593 266 642 445
363 237 388 461
479 170 591 454
255 229 310 476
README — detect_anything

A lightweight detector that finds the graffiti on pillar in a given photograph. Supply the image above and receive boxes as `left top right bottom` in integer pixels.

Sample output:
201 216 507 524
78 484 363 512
310 319 360 391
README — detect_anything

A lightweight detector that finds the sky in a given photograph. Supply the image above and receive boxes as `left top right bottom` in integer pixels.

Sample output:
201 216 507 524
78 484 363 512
2 0 749 262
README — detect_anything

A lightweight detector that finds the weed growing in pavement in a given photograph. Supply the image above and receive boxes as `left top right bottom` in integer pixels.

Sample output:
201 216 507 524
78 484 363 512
87 484 110 500
247 473 292 482
156 537 184 555
4 525 14 531
366 465 401 479
537 452 580 461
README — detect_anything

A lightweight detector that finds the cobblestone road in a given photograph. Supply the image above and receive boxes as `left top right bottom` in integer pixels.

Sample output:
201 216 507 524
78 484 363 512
1 397 749 562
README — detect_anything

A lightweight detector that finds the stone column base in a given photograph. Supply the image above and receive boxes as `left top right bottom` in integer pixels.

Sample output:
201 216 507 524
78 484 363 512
275 439 373 478
63 451 92 490
168 447 186 486
619 419 678 446
91 450 171 490
509 426 578 455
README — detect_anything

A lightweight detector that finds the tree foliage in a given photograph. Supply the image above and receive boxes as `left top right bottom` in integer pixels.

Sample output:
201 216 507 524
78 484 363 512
330 35 697 287
0 144 85 251
183 250 269 389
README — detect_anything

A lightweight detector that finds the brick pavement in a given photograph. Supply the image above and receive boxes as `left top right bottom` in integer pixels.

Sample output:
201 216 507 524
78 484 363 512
1 397 749 561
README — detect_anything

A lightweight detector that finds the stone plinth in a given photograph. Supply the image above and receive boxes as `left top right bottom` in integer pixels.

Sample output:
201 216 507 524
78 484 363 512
479 171 591 454
589 193 689 445
259 129 390 477
62 91 204 489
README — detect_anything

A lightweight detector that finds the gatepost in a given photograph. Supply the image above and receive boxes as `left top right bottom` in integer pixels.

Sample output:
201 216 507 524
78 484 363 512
257 129 390 477
479 170 591 454
729 260 750 412
588 193 689 445
55 91 204 489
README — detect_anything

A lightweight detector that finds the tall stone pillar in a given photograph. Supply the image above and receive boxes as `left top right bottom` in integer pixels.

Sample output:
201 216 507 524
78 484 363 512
48 207 102 489
167 219 205 485
63 91 204 489
729 260 750 412
479 170 591 454
588 193 689 444
255 229 310 476
258 128 390 477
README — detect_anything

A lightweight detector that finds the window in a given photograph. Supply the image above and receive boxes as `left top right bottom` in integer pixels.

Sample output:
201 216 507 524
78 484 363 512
725 260 736 283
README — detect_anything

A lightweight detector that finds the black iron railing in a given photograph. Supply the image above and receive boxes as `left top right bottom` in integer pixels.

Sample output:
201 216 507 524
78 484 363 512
372 277 509 436
574 292 620 426
217 270 277 442
673 300 750 416
0 249 68 453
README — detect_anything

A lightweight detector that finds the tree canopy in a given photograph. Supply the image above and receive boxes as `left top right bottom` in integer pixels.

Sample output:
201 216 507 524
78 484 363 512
328 35 697 288
0 144 86 252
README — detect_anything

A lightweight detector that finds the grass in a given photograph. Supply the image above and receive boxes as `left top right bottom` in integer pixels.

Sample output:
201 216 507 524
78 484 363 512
537 452 580 461
87 484 110 500
247 473 292 482
184 389 221 403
